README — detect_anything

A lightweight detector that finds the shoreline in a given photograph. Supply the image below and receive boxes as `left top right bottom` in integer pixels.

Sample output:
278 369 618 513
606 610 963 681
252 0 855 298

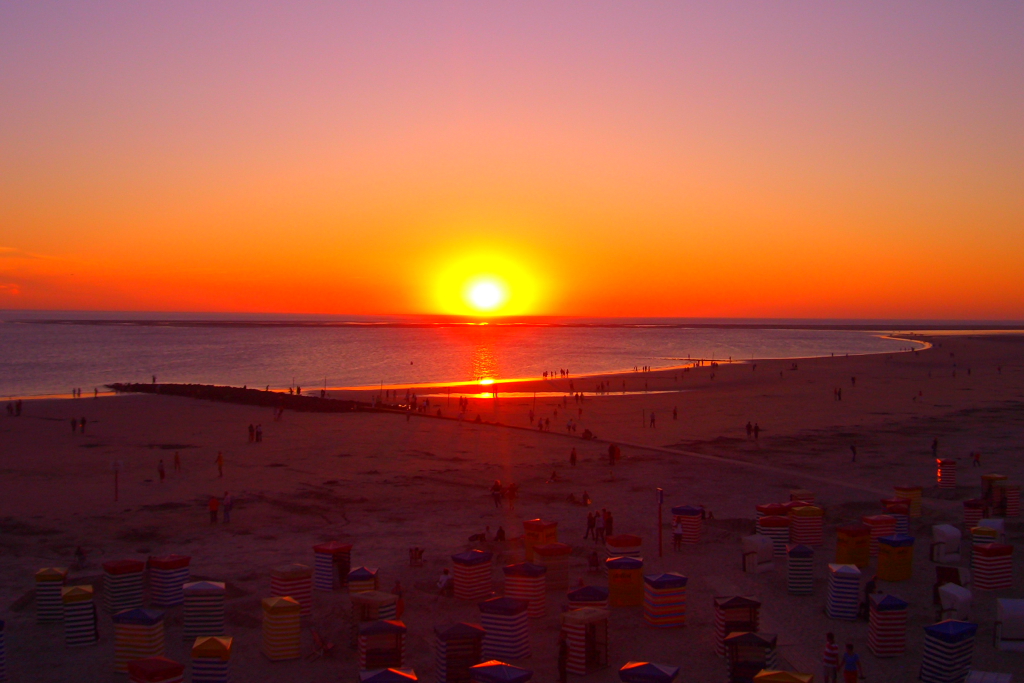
4 333 935 402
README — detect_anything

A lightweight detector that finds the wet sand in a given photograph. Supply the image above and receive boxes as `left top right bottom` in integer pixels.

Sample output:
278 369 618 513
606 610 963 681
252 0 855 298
1 333 1022 681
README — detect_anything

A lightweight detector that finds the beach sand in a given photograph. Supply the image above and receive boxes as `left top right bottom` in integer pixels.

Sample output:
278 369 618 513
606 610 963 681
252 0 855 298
1 333 1022 681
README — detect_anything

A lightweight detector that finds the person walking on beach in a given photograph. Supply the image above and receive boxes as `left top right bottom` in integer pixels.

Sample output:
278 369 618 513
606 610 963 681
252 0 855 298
248 423 255 443
753 423 760 440
595 510 606 542
746 422 752 438
158 459 165 483
222 491 233 523
506 482 518 510
649 412 656 428
208 496 220 524
840 643 864 682
491 480 503 508
673 518 683 551
80 417 86 434
821 633 839 683
584 512 595 539
605 510 614 536
215 452 224 478
570 447 577 467
174 451 181 472
70 418 77 434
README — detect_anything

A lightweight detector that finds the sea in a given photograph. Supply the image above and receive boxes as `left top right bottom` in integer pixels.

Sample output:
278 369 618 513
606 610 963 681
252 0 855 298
0 311 945 399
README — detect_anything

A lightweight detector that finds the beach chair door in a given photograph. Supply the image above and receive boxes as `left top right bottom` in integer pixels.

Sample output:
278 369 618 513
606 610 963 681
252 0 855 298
585 620 608 670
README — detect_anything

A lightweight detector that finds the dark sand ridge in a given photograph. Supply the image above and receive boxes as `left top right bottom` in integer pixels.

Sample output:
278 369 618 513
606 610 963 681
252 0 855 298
0 334 1021 681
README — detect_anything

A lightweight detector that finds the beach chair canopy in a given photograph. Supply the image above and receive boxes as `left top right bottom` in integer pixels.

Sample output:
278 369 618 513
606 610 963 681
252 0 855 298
938 584 972 621
925 620 978 643
933 525 961 547
359 619 407 636
478 597 528 615
870 594 908 612
502 563 547 578
452 551 493 566
112 608 165 625
965 673 1013 683
643 573 688 589
786 544 813 558
670 505 702 517
618 661 680 683
126 657 185 681
996 598 1024 652
435 622 485 641
470 660 533 683
752 672 813 683
605 556 643 570
360 668 419 683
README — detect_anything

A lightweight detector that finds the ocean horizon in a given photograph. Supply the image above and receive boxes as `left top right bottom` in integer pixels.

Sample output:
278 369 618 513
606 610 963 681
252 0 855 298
1 311 988 399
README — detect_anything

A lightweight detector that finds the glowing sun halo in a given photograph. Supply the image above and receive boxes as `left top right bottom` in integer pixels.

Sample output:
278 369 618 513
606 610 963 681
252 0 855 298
466 278 508 313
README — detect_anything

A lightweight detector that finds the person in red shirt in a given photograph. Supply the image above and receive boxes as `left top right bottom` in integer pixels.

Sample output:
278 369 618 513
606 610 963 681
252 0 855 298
821 632 839 683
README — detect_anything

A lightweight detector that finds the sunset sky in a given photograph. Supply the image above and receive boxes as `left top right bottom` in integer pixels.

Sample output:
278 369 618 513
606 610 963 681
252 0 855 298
2 3 1022 318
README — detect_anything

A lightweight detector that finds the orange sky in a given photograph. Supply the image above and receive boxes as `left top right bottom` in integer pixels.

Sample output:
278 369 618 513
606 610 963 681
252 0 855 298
2 4 1023 318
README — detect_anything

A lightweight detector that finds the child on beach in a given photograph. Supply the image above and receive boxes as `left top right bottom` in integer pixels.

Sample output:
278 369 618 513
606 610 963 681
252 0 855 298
821 633 839 683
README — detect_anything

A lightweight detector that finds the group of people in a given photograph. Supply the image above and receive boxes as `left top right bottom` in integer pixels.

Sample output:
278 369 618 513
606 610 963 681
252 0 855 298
745 421 761 439
69 416 88 433
489 480 519 510
5 400 22 416
583 508 614 541
68 387 96 398
207 491 234 524
542 369 571 379
247 423 264 443
156 452 182 482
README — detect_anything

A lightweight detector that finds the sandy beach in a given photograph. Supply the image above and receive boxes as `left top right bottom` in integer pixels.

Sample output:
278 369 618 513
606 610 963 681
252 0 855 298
1 332 1022 682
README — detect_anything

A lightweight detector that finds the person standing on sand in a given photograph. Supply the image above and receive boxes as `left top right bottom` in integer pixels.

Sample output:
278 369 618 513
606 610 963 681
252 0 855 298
746 422 752 438
216 452 224 478
650 412 656 428
584 512 595 539
80 417 86 434
158 459 165 483
821 632 839 683
222 492 233 523
753 423 760 440
208 496 219 524
70 418 77 434
605 510 614 536
850 445 857 463
174 451 181 472
248 424 254 443
673 518 683 551
506 482 518 510
491 481 503 508
840 643 864 682
595 510 606 542
570 448 577 466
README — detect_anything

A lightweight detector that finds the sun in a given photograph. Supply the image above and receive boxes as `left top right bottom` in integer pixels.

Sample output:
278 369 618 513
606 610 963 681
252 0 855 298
466 278 508 312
